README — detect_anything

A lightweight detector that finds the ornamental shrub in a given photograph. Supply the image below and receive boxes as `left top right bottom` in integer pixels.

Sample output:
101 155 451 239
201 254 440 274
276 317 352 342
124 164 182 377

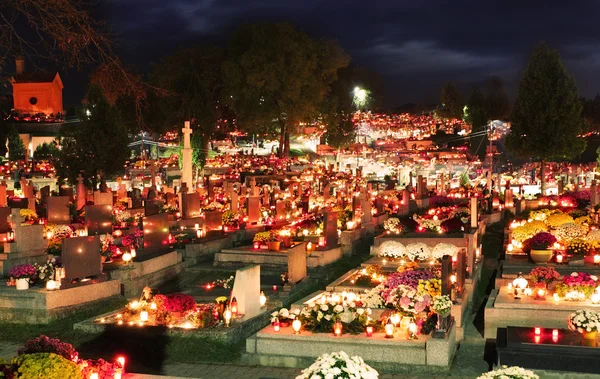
18 335 77 361
12 353 81 379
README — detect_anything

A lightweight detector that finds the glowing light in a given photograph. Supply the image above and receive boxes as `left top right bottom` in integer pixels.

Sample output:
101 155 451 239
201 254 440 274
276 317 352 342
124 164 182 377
292 319 302 334
259 291 267 307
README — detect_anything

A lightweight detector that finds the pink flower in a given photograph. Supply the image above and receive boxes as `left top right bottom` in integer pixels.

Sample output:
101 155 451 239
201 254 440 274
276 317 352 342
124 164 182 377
414 301 426 313
400 297 411 307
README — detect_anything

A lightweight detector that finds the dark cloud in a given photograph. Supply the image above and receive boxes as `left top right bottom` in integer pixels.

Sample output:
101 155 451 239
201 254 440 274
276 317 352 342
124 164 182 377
89 0 600 107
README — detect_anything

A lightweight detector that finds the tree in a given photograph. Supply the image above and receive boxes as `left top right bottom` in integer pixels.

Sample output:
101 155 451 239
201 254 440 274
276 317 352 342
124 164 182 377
222 23 349 157
463 87 489 161
56 85 129 187
440 82 463 119
506 43 586 193
33 141 59 160
7 125 26 161
486 77 511 120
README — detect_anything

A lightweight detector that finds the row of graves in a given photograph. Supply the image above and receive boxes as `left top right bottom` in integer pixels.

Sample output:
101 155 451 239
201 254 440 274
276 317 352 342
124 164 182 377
241 194 492 371
485 182 600 374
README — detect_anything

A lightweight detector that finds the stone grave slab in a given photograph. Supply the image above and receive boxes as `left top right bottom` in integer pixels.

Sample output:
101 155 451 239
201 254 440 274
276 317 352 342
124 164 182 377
323 211 338 248
139 213 170 259
85 205 113 236
47 196 71 225
62 235 102 284
182 193 201 219
205 210 223 231
287 243 307 285
247 196 260 224
230 264 262 320
94 191 113 206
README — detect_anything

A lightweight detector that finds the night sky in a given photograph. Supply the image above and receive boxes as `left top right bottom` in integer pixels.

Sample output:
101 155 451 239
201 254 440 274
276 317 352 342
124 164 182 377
63 0 600 108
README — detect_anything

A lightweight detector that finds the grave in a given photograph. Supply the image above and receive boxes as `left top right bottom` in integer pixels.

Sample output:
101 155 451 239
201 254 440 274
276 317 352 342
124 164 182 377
62 236 104 286
322 211 339 248
1 209 47 276
215 242 342 268
496 326 600 374
46 196 71 225
287 243 307 286
247 196 260 224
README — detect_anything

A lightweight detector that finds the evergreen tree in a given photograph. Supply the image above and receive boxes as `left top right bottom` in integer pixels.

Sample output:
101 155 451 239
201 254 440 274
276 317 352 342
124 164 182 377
506 43 586 193
56 86 129 187
7 126 26 161
463 88 489 161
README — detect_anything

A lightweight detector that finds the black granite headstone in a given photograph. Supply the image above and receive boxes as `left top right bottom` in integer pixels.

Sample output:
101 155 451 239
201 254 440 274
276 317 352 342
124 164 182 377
47 196 71 225
182 193 201 219
85 205 113 236
62 235 102 282
138 213 170 260
323 211 338 248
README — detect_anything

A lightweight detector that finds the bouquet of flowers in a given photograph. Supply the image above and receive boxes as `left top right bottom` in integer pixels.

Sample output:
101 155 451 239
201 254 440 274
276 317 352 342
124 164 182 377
359 285 385 309
566 239 590 256
34 257 61 282
159 293 196 313
555 272 599 299
390 269 435 289
405 243 432 261
554 222 588 243
386 285 431 316
8 264 37 279
45 224 73 241
20 209 38 223
528 232 556 250
378 241 407 260
568 309 600 334
396 261 419 273
202 201 224 212
476 366 538 379
529 266 560 285
253 231 271 244
562 272 597 286
417 278 442 298
299 301 370 334
270 307 299 324
296 351 379 379
431 243 459 259
431 295 453 317
383 218 402 234
546 213 574 228
115 211 134 224
211 275 235 289
222 210 239 227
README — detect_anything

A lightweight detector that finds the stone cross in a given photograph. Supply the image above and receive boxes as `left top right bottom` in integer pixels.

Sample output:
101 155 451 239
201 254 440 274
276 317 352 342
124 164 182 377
180 121 193 193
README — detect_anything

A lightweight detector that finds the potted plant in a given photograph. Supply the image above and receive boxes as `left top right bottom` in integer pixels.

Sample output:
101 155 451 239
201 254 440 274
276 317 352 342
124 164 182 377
529 266 560 289
568 309 600 344
8 264 37 290
252 231 270 249
268 231 282 251
528 232 557 263
566 239 589 266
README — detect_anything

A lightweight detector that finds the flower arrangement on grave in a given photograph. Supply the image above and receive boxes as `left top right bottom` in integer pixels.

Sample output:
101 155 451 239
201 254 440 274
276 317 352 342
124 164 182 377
295 351 379 379
184 303 219 328
268 230 282 242
417 278 442 298
405 242 431 261
431 243 459 259
554 222 588 243
80 357 123 379
270 307 299 325
9 353 81 379
431 295 452 317
440 218 465 234
529 208 553 221
8 264 37 280
396 261 419 273
19 208 38 224
527 232 557 250
359 285 385 309
429 195 454 208
203 201 224 213
529 266 560 286
114 210 134 224
160 203 178 214
334 205 353 231
382 269 435 300
574 215 592 226
555 272 599 299
476 366 539 379
566 239 590 256
568 309 600 334
546 212 574 228
378 241 406 260
365 264 382 278
586 229 600 248
222 210 239 227
253 231 271 245
211 275 235 289
386 284 431 316
298 301 371 334
34 257 61 283
18 335 77 360
413 214 442 232
44 224 73 241
383 217 402 234
121 228 143 250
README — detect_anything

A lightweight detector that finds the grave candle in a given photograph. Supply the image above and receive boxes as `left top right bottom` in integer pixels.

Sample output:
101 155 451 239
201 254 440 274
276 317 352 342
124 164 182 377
259 291 266 307
273 318 280 332
116 356 126 373
556 254 563 264
90 373 99 379
224 306 232 327
534 327 541 335
385 319 394 338
366 326 373 337
292 319 302 334
334 321 342 336
140 311 148 322
595 254 600 265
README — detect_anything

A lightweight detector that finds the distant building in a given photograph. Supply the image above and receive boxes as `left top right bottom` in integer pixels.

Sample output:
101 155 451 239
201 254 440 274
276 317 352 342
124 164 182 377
6 57 70 158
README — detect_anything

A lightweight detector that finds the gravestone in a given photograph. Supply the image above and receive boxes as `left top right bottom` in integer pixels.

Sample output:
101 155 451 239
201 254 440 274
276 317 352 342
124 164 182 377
247 196 260 224
323 211 338 248
76 175 87 210
139 213 170 259
144 200 161 216
4 209 46 256
204 211 223 230
0 207 10 233
504 189 514 208
62 236 102 283
0 181 6 207
276 200 286 221
47 196 71 225
361 197 372 225
85 205 113 236
287 243 307 285
231 192 239 212
470 197 478 229
94 191 113 206
230 264 262 320
60 186 74 202
352 195 362 222
182 193 201 219
132 188 143 209
117 177 127 199
39 186 50 206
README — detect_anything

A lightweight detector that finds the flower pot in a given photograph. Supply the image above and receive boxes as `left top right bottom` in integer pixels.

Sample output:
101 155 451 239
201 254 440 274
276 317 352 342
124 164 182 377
530 249 552 263
15 278 29 290
268 241 281 251
583 330 597 340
